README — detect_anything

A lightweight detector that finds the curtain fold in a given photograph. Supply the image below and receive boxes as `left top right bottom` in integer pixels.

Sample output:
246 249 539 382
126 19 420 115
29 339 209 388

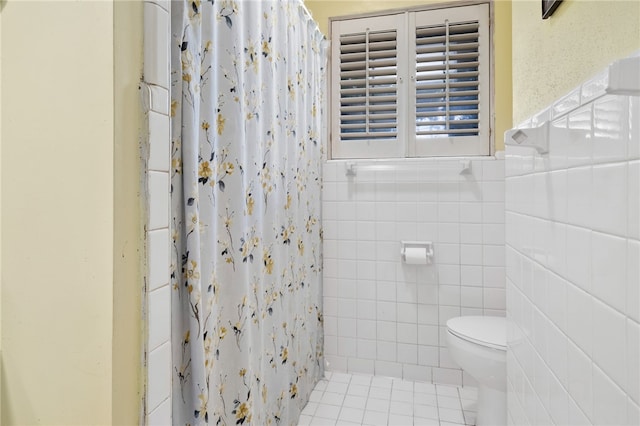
170 1 326 424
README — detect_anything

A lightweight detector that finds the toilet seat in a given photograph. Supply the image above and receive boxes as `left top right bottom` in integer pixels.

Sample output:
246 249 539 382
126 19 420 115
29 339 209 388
446 316 506 351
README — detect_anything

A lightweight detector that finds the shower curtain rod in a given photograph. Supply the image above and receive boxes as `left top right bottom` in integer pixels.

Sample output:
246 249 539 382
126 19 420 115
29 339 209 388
297 0 325 40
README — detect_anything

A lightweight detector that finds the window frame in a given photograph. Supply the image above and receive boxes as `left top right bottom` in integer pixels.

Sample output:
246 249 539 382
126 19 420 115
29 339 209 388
328 0 494 160
330 13 408 159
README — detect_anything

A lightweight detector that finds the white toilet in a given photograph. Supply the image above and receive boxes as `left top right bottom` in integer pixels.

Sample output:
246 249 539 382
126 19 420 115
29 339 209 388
446 316 507 426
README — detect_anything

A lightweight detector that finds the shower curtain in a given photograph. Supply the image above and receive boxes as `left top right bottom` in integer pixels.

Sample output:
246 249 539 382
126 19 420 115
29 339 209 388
170 1 326 424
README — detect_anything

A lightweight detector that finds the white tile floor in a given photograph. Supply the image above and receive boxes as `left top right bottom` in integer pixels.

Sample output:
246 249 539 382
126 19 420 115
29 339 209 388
298 372 478 426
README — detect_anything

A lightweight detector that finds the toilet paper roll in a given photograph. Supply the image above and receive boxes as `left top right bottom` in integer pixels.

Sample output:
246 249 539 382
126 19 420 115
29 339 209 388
403 247 428 265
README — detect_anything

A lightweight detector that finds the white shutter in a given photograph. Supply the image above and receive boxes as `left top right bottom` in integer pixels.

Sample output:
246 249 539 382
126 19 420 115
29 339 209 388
411 4 490 156
331 14 407 159
329 3 492 159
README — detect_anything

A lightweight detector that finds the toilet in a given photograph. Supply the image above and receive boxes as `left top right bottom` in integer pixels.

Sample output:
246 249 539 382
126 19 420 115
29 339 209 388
446 316 507 426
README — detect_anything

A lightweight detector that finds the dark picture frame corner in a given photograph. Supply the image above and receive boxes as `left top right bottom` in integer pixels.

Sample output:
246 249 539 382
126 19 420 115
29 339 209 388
542 0 563 19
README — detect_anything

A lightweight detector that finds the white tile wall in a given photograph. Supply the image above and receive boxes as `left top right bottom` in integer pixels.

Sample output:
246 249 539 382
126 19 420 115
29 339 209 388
147 341 172 412
149 285 171 350
323 157 506 386
506 56 640 425
143 0 171 424
148 398 171 426
148 228 170 291
143 2 170 88
148 111 170 171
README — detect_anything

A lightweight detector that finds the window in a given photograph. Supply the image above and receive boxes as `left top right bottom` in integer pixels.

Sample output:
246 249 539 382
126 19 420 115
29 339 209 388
330 2 491 159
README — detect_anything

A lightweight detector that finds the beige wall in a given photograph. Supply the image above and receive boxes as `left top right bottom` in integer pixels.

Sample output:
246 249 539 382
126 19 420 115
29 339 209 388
305 0 513 151
307 0 442 35
0 4 3 422
113 1 143 424
512 0 640 123
493 0 511 152
0 1 141 424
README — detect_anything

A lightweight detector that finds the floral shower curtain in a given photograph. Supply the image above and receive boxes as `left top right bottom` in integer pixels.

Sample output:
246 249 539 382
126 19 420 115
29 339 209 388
170 1 326 424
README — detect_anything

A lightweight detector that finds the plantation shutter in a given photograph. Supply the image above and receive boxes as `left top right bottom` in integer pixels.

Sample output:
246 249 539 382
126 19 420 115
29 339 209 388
411 4 490 156
331 14 407 159
339 30 397 140
329 4 491 159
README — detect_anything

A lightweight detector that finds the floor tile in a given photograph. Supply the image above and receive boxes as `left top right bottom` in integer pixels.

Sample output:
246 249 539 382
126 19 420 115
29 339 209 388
299 414 313 425
414 392 438 406
369 387 391 400
414 382 437 394
315 404 341 420
463 409 477 425
389 400 413 415
371 376 393 388
347 384 370 397
302 402 319 416
437 395 462 409
391 389 413 402
414 417 440 426
460 398 477 412
392 379 415 392
436 384 460 397
321 392 345 406
310 416 336 426
300 372 478 426
388 413 413 425
366 397 390 413
331 373 353 383
339 407 365 423
310 389 324 402
351 374 373 386
327 381 349 394
362 410 388 426
438 407 465 424
458 387 477 400
414 403 439 420
315 379 329 391
343 395 367 410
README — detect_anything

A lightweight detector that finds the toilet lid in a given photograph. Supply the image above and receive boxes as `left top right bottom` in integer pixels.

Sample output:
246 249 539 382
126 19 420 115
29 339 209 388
446 316 506 350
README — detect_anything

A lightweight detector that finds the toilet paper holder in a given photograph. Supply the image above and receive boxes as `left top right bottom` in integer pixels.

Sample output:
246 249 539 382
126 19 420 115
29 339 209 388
401 241 434 265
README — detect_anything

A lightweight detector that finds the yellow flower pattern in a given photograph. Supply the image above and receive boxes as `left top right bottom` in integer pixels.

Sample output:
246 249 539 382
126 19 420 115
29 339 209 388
216 113 225 135
246 191 255 215
198 161 213 179
170 1 327 425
